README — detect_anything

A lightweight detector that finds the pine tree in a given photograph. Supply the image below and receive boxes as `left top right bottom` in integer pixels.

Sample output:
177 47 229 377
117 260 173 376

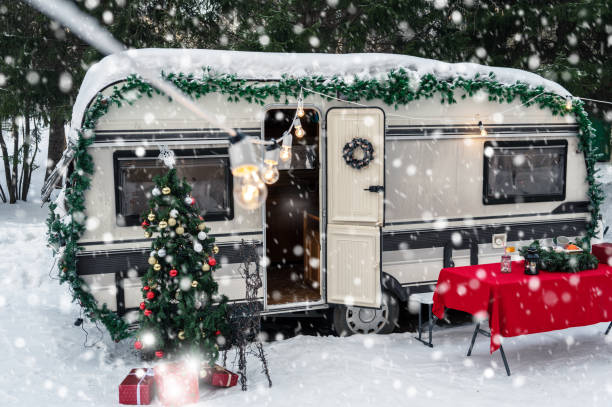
133 168 229 362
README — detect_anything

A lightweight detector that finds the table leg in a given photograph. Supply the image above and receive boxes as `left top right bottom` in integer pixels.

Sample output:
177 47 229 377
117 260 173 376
606 322 611 335
499 344 511 376
417 304 423 340
467 323 480 357
428 308 437 347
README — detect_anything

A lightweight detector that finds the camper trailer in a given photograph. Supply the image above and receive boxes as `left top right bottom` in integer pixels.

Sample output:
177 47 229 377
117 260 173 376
45 50 594 336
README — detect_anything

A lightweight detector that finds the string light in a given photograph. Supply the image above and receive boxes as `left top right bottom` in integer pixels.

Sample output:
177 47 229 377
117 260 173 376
279 131 292 162
297 90 305 118
478 121 487 137
262 142 280 185
565 95 573 110
234 171 267 210
294 118 305 138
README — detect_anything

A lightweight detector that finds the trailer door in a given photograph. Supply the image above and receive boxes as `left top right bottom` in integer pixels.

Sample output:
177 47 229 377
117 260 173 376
326 108 384 308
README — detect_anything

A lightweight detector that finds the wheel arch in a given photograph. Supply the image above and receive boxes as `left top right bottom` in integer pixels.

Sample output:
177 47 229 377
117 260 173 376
381 272 407 302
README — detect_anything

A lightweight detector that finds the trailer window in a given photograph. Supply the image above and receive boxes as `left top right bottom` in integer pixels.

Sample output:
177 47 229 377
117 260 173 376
483 140 567 204
114 150 233 226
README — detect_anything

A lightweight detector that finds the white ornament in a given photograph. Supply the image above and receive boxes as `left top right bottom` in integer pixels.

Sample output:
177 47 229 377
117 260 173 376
152 187 161 197
194 242 203 253
197 231 207 240
158 248 167 257
158 145 176 169
184 196 193 205
150 250 157 257
169 209 178 218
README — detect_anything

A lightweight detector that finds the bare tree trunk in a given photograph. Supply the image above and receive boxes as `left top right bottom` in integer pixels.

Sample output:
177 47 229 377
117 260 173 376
10 118 19 204
0 122 15 203
23 119 39 201
20 114 31 201
46 114 66 181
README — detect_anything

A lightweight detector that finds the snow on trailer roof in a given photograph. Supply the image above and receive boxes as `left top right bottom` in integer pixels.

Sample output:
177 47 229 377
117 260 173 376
71 48 570 135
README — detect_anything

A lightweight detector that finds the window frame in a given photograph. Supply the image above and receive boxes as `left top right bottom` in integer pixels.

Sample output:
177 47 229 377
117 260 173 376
113 148 234 227
482 139 568 205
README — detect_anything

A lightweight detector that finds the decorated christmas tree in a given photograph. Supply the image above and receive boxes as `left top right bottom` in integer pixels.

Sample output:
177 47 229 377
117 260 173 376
133 166 229 363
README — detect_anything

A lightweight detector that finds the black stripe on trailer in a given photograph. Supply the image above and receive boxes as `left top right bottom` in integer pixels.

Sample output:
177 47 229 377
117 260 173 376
382 219 588 251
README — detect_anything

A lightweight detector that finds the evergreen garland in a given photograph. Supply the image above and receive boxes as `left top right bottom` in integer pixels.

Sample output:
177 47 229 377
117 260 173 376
519 240 599 273
46 67 604 341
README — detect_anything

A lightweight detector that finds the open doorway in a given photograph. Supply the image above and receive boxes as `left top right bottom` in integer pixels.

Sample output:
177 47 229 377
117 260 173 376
264 108 322 306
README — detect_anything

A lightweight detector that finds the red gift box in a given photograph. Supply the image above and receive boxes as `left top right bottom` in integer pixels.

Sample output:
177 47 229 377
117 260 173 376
592 243 612 265
201 364 239 388
154 362 199 406
119 368 155 405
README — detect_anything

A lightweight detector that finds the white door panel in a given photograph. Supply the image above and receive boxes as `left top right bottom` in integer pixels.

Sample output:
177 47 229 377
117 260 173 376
327 109 384 224
327 224 381 308
326 108 384 307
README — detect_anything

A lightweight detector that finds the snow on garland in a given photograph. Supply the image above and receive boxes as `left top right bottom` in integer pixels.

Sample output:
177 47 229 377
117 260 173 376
46 68 604 341
343 138 374 170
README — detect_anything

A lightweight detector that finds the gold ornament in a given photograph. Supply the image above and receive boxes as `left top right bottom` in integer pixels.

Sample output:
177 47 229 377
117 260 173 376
178 331 185 340
158 220 168 229
198 223 206 231
151 283 158 289
148 257 157 265
153 263 161 271
201 263 210 272
144 231 151 238
191 280 198 288
201 331 206 338
162 186 171 195
176 225 185 235
147 212 156 222
213 245 219 254
168 218 177 227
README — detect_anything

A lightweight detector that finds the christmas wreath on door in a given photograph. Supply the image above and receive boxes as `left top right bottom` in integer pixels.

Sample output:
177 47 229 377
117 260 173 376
342 137 374 169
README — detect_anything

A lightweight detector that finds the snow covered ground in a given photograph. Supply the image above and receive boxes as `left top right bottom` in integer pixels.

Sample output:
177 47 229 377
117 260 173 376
1 167 612 406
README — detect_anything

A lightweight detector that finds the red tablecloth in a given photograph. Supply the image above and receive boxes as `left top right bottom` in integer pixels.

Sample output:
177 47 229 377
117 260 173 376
432 261 612 353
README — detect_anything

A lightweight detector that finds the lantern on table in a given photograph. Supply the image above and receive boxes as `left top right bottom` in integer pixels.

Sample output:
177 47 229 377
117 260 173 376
524 247 540 275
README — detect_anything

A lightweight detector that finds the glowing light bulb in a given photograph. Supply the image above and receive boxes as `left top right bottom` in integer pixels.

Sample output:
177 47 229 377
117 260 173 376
262 163 280 184
234 171 267 210
280 146 291 162
565 96 573 110
297 106 305 118
294 118 305 139
142 332 155 346
478 121 487 137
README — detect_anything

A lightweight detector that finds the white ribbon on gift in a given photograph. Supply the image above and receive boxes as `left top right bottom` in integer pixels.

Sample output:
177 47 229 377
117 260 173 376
129 368 154 405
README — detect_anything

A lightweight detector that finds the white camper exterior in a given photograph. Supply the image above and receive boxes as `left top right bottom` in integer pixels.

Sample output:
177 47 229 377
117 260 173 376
53 50 591 335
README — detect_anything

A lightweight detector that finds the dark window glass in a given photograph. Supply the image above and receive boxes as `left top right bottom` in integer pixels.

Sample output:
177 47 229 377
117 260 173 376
483 141 567 204
116 154 232 225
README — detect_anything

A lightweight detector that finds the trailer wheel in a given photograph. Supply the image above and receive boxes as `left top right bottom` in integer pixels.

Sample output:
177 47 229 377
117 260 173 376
332 291 399 336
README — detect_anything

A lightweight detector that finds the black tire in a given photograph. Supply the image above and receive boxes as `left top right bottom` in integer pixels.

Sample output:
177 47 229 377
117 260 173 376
332 291 399 336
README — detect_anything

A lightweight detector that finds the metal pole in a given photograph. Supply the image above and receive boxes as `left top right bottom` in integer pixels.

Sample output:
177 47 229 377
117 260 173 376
467 323 480 356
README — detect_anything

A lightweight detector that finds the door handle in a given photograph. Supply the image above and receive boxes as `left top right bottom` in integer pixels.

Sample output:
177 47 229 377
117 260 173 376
364 185 384 193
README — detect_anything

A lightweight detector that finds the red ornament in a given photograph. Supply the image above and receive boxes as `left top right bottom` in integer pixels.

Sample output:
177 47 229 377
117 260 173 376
169 269 178 277
144 309 152 317
198 215 203 220
190 197 195 206
155 350 164 358
215 330 221 336
146 291 155 300
134 341 143 350
208 257 217 267
139 302 145 310
143 286 150 291
141 220 149 228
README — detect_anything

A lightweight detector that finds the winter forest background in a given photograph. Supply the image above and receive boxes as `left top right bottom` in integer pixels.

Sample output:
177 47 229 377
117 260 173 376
1 0 611 203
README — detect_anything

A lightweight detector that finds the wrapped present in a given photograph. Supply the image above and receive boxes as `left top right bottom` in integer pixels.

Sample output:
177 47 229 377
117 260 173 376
154 362 199 406
592 243 612 265
200 364 239 388
119 368 155 405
